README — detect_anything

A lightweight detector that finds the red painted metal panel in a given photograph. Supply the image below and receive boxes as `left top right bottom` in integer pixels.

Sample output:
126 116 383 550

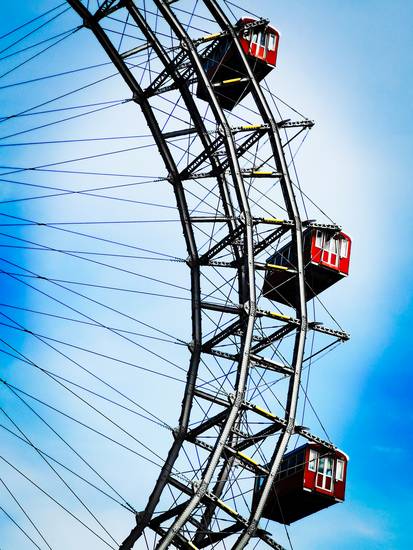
237 17 279 67
258 443 348 524
301 443 348 499
303 445 317 489
239 35 249 56
310 229 351 276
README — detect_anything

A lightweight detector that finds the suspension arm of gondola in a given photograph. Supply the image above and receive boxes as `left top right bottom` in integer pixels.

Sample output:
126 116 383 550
278 119 315 129
201 1 309 547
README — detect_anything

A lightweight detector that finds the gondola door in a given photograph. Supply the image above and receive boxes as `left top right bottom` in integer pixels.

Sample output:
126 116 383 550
321 236 339 269
315 456 334 493
256 31 267 61
250 30 258 57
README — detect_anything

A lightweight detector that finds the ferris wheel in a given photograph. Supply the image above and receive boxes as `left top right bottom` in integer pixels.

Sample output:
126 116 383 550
0 1 351 549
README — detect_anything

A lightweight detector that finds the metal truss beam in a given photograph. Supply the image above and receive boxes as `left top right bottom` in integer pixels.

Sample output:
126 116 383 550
94 0 125 20
253 225 292 256
186 409 229 440
180 135 225 178
201 318 242 351
234 423 283 453
278 119 315 129
198 224 244 264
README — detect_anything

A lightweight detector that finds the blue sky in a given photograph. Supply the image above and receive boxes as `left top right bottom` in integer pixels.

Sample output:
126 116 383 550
0 1 412 549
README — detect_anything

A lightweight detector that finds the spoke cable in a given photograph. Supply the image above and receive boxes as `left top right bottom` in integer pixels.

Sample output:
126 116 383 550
0 455 117 549
0 408 119 547
0 476 53 550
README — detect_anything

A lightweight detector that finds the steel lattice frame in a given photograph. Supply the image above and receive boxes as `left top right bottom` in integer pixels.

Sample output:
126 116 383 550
64 1 349 549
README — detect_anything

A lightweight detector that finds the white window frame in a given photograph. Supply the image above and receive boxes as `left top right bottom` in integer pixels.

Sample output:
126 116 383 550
336 459 345 481
329 237 338 255
316 456 334 491
339 238 348 258
308 449 318 472
268 33 276 51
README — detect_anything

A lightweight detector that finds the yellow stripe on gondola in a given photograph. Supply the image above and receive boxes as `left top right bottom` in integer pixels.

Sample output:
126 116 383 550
187 542 198 550
222 77 242 84
252 170 273 175
269 311 291 321
263 217 284 223
217 500 237 516
237 452 258 466
201 32 221 42
253 405 276 419
267 263 289 270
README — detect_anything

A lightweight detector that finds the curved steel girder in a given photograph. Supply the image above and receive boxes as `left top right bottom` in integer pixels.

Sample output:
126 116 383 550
150 2 259 548
200 1 308 548
119 2 246 543
66 1 309 549
122 3 292 547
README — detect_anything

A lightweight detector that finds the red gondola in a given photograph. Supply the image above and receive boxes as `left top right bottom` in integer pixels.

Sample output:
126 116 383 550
197 17 280 110
263 227 351 306
254 443 348 524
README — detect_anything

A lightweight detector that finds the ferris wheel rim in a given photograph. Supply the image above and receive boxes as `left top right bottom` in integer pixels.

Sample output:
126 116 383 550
0 1 354 548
